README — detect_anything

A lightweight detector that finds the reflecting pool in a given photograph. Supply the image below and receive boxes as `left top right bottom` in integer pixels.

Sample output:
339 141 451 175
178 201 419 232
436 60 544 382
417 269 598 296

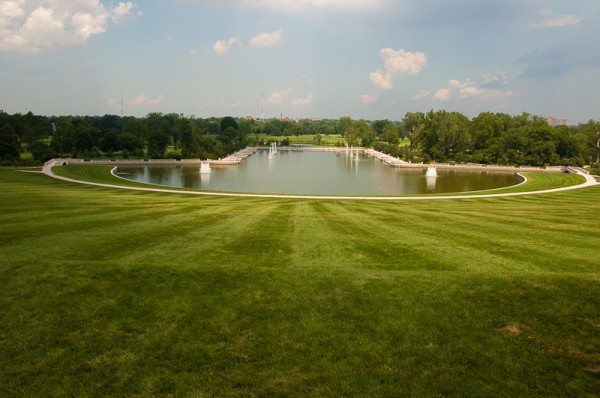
115 150 522 195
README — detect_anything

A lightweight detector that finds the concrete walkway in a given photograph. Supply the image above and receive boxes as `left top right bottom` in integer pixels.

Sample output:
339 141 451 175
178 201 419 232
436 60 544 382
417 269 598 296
42 159 598 201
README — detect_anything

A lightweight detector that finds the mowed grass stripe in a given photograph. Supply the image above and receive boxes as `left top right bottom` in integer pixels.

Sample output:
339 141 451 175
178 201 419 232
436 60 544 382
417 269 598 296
1 169 600 396
0 193 243 260
337 202 530 272
319 198 599 273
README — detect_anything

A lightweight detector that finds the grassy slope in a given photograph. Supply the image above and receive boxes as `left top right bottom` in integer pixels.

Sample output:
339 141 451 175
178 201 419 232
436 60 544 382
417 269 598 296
1 169 599 396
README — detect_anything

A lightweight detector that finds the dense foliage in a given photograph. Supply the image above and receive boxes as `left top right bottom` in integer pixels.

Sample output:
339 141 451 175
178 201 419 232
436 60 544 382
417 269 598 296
1 109 599 168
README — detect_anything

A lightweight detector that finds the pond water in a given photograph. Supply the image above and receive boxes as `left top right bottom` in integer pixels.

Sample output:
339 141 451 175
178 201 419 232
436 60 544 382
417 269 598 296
115 150 522 195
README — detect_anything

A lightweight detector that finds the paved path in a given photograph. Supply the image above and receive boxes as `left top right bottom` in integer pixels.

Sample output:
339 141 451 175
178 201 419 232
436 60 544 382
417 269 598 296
42 159 598 201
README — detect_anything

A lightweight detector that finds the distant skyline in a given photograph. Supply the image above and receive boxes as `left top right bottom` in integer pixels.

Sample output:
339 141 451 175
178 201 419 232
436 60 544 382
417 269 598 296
1 0 599 123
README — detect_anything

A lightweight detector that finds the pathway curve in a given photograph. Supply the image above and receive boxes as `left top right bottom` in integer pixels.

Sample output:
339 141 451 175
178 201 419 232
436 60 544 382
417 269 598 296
42 159 598 201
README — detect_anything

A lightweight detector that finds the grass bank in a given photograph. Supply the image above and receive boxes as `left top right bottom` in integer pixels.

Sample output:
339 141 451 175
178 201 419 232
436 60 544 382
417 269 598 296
1 169 599 396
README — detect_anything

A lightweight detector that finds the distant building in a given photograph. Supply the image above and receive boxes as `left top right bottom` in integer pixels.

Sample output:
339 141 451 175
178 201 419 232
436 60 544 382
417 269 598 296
547 117 569 127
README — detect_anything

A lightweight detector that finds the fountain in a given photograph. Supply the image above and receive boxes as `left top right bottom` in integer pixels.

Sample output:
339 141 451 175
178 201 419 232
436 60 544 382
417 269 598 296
268 142 276 159
200 161 211 174
425 166 438 178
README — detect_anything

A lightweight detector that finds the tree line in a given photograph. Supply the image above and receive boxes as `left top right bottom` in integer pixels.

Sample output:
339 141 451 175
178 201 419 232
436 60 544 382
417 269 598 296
1 109 599 170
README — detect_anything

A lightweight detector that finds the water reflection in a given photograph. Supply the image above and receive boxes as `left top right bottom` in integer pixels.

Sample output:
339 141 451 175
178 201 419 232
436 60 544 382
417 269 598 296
117 151 521 195
426 176 437 192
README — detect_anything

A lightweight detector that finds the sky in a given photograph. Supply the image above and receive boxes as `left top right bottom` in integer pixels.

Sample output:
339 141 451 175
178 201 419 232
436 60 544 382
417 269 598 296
1 0 599 123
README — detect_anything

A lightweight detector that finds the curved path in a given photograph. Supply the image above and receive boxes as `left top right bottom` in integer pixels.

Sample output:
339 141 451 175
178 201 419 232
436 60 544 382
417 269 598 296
42 160 598 201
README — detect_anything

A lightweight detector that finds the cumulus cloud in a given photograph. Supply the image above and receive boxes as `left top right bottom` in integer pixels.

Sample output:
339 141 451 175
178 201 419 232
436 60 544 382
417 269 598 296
292 93 314 106
411 89 431 101
213 36 239 55
0 0 24 20
113 2 137 22
530 14 581 28
265 88 291 105
432 88 451 102
360 94 379 104
433 79 517 102
369 48 427 90
174 0 382 14
129 93 165 107
249 29 283 48
0 0 138 52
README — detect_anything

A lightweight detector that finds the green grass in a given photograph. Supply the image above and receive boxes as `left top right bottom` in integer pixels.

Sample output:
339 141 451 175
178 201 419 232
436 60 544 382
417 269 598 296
256 134 345 146
1 168 599 396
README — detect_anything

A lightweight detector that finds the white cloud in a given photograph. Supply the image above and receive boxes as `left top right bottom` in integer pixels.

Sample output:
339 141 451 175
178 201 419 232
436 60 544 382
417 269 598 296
433 79 517 102
175 0 382 14
251 0 381 13
433 88 451 102
483 71 509 87
129 93 165 107
369 48 427 90
0 1 138 52
360 94 379 104
0 0 24 20
112 2 136 22
249 29 283 48
266 88 291 105
213 36 239 55
292 93 314 106
411 89 431 101
530 14 581 28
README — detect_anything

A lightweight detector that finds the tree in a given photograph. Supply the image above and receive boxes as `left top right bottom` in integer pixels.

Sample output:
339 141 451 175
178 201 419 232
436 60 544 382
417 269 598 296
117 132 144 154
380 124 400 145
402 112 425 158
146 129 171 158
338 116 353 137
220 116 238 133
313 133 322 145
100 131 119 152
345 126 361 146
355 120 375 147
578 120 600 164
179 118 199 158
0 123 21 161
372 119 392 136
470 112 506 163
122 117 148 140
419 110 470 162
554 126 580 165
20 111 50 143
28 140 54 162
50 117 76 155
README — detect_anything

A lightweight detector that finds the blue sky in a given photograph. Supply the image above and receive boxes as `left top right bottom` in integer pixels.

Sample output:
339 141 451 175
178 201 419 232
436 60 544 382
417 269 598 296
1 0 599 123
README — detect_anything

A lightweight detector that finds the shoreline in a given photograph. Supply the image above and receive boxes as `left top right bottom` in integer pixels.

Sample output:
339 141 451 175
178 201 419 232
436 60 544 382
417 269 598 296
53 146 565 174
41 156 598 201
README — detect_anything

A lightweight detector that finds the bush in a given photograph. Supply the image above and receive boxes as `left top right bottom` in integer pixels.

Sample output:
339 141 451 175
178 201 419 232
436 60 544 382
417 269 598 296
589 163 600 176
28 141 55 162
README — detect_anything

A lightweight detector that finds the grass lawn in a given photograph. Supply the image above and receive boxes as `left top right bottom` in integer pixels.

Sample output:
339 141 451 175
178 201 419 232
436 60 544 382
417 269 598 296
1 168 599 396
255 134 345 146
